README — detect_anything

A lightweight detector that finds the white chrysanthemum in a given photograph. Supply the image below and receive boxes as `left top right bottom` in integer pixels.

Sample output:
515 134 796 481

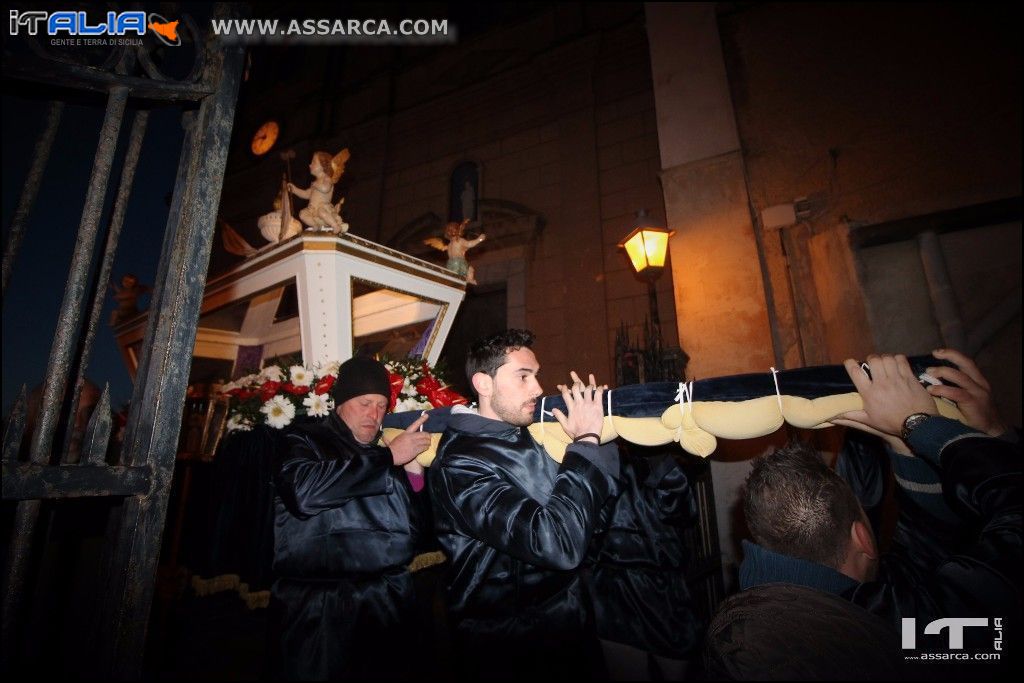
315 360 341 379
402 378 416 395
290 365 312 385
260 365 285 382
226 414 253 433
302 392 334 418
260 395 295 428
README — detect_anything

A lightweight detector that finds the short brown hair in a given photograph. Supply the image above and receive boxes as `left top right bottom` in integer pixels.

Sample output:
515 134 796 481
465 329 535 389
744 441 863 569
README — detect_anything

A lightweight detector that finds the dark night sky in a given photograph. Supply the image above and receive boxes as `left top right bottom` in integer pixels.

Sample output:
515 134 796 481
2 3 552 417
2 93 184 414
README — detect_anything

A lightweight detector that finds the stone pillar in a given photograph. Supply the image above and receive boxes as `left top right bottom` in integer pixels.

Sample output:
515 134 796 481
645 2 776 587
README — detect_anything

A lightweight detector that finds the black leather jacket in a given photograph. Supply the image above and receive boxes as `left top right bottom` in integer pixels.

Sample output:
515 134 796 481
271 413 422 680
273 412 420 577
429 410 620 646
846 419 1022 634
587 453 702 657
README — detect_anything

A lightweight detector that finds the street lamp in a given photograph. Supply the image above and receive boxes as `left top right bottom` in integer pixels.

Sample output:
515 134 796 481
618 209 674 328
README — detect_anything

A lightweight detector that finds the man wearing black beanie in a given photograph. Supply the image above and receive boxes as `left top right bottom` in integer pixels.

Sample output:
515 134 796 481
270 355 430 680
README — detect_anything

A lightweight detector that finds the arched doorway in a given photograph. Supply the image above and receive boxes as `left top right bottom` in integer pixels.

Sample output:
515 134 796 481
389 199 544 396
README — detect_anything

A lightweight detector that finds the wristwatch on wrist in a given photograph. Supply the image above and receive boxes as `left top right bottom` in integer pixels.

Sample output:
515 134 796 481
901 412 933 441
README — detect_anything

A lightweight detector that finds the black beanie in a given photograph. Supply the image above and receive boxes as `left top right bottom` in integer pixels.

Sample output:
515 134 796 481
330 356 391 406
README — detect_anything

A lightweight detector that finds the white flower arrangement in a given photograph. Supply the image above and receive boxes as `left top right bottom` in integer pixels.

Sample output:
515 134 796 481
221 357 466 435
260 394 296 428
302 393 334 418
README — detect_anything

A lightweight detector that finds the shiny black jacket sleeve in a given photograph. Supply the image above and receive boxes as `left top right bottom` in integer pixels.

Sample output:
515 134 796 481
276 425 393 520
849 418 1022 622
433 442 620 570
645 453 698 527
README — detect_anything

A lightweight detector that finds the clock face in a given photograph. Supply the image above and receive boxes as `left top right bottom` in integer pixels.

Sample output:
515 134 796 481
251 120 279 155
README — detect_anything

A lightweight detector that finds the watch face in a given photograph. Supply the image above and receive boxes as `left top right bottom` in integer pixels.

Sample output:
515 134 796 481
901 413 931 440
251 120 279 155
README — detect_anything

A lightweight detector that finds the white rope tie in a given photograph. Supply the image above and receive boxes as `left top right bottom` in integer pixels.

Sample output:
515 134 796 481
606 387 612 417
860 362 871 376
540 396 546 425
770 367 784 412
674 381 694 415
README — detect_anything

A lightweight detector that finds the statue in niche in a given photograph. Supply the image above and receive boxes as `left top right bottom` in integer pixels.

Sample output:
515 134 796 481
461 179 476 223
287 149 351 234
450 161 480 224
109 273 151 325
258 176 303 244
424 219 486 285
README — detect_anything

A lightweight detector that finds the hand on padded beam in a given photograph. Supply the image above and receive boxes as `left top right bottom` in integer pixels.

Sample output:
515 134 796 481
925 348 1008 438
551 371 606 443
840 354 938 437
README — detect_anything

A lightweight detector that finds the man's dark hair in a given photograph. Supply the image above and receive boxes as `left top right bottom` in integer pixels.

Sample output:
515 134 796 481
465 329 535 389
744 441 863 569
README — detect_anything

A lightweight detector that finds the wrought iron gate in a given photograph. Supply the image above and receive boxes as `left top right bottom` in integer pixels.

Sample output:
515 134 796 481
2 6 244 678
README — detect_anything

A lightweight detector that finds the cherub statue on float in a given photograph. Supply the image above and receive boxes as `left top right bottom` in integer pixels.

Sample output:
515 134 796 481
424 219 486 285
286 149 351 234
109 273 151 325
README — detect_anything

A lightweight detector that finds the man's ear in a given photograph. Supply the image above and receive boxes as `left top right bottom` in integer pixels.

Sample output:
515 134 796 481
471 372 493 399
850 519 878 561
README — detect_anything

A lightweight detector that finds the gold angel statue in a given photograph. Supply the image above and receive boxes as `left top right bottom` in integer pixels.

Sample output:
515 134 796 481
287 149 351 234
424 219 486 285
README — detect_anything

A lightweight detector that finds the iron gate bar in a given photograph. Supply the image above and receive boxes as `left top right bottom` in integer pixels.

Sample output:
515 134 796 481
1 502 40 670
61 111 150 464
99 35 245 678
3 88 129 669
29 87 128 466
1 463 151 500
2 387 27 463
1 101 63 299
80 384 113 466
3 56 216 101
2 4 247 676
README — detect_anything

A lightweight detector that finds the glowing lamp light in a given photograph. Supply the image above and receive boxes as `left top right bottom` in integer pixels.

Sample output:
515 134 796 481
618 210 674 280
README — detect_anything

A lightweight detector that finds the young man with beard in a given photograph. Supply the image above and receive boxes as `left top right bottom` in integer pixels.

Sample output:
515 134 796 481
429 329 621 680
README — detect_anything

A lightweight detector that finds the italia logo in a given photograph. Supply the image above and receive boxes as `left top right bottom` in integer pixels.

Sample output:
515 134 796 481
8 10 181 46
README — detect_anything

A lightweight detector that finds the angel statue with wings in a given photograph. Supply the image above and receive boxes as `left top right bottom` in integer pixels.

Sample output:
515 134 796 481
424 219 486 285
287 148 351 234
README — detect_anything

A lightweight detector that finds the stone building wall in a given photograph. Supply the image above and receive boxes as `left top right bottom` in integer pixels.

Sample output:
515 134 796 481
219 5 677 386
716 2 1021 420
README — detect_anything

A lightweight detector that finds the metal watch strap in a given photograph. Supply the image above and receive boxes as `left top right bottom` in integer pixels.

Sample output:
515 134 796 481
901 412 933 441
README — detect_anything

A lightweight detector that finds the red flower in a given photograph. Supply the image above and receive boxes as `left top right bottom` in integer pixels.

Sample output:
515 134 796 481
314 375 335 395
259 380 282 402
431 386 469 407
415 372 468 408
388 372 405 412
282 382 310 396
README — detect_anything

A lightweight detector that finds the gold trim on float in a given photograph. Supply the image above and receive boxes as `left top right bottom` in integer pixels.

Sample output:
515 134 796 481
349 277 449 357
